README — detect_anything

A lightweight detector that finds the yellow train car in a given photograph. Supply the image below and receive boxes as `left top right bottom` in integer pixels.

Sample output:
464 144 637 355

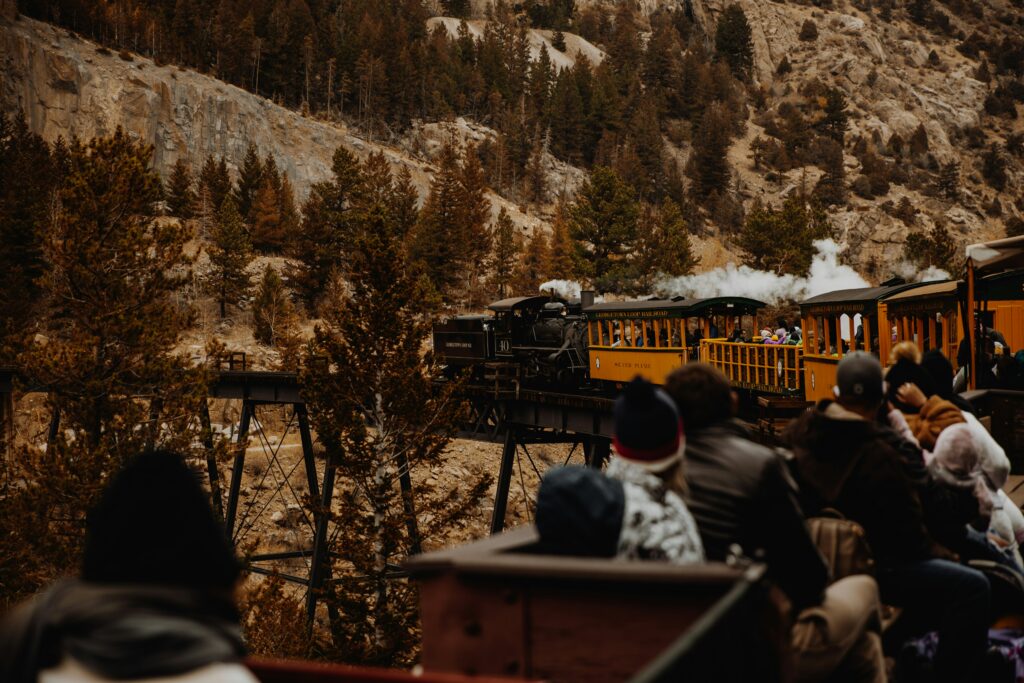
799 282 934 402
883 280 961 363
964 237 1024 387
584 297 765 385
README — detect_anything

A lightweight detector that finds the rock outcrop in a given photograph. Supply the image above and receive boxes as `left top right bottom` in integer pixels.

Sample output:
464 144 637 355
0 15 546 234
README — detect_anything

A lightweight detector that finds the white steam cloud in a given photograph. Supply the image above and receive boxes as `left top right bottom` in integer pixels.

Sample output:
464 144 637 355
539 279 605 302
655 239 869 305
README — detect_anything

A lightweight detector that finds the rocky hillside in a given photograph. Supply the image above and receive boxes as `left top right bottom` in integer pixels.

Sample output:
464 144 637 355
4 0 1023 281
0 14 548 231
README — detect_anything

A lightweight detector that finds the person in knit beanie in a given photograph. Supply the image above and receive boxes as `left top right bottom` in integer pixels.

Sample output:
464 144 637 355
604 377 704 564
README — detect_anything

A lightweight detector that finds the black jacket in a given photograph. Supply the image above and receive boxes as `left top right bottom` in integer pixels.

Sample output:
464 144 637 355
685 420 828 612
783 401 935 568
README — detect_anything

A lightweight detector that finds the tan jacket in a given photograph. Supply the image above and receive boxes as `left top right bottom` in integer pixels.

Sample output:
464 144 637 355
905 395 965 452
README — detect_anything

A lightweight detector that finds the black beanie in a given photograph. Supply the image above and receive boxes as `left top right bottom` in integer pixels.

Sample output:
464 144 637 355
535 466 625 558
612 376 684 472
82 450 240 590
885 358 937 413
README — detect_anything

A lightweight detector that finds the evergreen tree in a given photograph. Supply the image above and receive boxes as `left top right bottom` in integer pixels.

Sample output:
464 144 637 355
909 123 930 161
568 167 640 294
524 131 549 205
234 144 264 221
391 166 420 239
251 177 285 252
0 114 57 358
409 140 490 304
982 144 1008 191
301 201 489 665
905 223 958 273
547 201 576 279
636 199 698 291
937 160 960 200
551 30 567 52
287 146 363 310
738 196 833 276
715 5 754 80
207 195 253 318
9 129 198 601
814 140 847 206
278 174 301 239
489 207 519 298
820 88 849 143
686 103 734 201
165 158 196 219
199 155 232 212
514 230 552 294
252 264 294 346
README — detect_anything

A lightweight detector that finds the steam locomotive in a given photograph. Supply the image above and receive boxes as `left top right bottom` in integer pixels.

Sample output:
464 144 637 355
431 294 594 387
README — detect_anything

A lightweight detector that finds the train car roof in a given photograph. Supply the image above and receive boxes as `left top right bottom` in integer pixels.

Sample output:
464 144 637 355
487 296 556 312
882 280 958 315
979 269 1024 300
583 296 766 318
967 235 1024 277
800 281 935 314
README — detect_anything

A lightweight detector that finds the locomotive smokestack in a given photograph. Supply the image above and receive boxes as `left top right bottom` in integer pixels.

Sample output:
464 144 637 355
581 290 595 309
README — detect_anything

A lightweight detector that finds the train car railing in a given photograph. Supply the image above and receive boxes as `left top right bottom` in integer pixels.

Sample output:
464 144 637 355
406 526 790 683
699 339 803 394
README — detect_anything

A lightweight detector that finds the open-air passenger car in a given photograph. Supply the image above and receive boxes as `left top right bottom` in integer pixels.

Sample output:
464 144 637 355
799 282 933 402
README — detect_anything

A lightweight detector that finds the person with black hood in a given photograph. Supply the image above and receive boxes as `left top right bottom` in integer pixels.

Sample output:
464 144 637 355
535 377 704 565
666 364 884 683
784 352 990 683
0 450 255 683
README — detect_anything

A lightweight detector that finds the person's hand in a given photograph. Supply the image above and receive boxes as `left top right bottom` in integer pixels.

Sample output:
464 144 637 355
896 382 927 409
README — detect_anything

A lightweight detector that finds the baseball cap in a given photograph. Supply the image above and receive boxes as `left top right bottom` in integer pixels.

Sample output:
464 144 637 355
835 351 884 403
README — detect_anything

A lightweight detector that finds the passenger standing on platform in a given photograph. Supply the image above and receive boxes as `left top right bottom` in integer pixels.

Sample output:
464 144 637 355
665 365 885 683
0 450 255 683
784 353 991 683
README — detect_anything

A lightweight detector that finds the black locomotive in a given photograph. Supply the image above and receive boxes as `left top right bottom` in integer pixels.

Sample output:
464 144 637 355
432 294 593 386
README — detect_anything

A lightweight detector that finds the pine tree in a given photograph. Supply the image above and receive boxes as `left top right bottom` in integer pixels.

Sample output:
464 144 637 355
820 88 849 143
551 29 566 52
568 166 640 294
278 174 301 239
909 123 930 161
207 195 252 318
409 139 490 304
252 264 293 346
301 202 489 665
514 230 552 294
905 223 958 273
0 113 57 358
715 5 754 80
288 146 363 310
251 177 285 253
489 207 519 298
524 131 548 205
199 155 232 212
234 143 264 221
9 129 199 601
686 103 734 201
737 196 833 276
814 140 847 206
636 199 698 291
391 166 420 239
937 160 960 200
165 158 196 219
982 144 1007 191
547 201 576 279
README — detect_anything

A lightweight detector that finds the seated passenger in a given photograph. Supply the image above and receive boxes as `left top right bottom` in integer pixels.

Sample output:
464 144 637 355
729 327 745 343
536 380 704 565
666 365 885 683
930 424 1024 571
0 450 254 683
783 353 990 683
920 349 974 414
